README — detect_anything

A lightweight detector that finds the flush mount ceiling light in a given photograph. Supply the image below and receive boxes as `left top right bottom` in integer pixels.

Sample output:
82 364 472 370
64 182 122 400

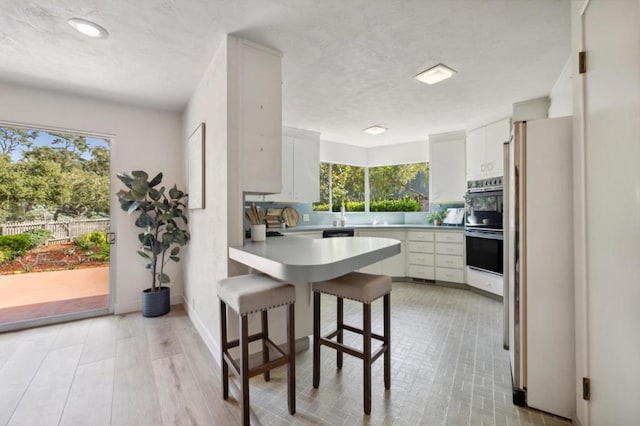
363 125 387 135
68 18 109 38
415 63 457 85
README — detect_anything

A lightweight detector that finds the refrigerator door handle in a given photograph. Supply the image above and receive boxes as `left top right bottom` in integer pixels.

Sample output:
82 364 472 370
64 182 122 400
503 139 510 350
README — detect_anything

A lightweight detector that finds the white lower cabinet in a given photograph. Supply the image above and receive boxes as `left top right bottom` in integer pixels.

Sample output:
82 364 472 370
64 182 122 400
357 230 405 277
466 267 503 296
406 231 435 280
434 232 465 283
407 229 465 283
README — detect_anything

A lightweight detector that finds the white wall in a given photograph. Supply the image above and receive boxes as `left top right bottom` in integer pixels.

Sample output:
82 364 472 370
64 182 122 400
320 139 429 167
320 140 368 166
181 39 230 359
549 57 573 118
0 82 183 314
367 140 429 167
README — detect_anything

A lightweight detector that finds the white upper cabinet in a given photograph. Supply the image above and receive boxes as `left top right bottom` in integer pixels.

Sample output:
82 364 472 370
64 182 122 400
429 131 466 203
466 118 511 181
265 127 320 202
237 39 283 194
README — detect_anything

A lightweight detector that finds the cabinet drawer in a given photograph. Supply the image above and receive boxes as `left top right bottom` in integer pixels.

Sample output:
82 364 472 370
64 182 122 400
435 242 464 256
407 264 434 280
435 232 464 244
407 241 435 253
407 252 434 266
435 267 465 283
407 231 434 242
467 267 503 296
435 254 464 269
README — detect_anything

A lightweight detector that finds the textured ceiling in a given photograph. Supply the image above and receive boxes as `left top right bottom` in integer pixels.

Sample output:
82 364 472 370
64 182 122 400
0 0 571 146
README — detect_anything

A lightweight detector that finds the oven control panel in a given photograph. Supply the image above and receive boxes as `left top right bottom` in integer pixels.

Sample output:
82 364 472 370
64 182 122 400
467 177 503 192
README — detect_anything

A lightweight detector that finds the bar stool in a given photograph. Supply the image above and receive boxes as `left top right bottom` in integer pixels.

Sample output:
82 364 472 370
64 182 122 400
218 274 296 426
312 271 392 415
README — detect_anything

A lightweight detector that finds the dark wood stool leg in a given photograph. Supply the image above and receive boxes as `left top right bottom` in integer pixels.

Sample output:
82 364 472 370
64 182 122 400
240 314 250 426
313 291 321 388
336 297 344 369
261 310 270 382
220 300 229 400
363 303 372 415
287 303 296 414
383 293 391 390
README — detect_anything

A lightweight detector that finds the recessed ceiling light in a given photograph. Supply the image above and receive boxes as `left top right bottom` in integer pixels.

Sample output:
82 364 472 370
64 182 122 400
68 18 109 39
363 125 387 135
415 63 457 85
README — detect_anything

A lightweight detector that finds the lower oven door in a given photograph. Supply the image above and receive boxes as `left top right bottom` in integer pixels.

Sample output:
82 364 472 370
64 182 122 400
465 229 504 275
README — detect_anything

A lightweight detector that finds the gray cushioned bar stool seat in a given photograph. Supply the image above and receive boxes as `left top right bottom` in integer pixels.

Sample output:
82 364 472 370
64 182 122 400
312 271 392 415
219 274 296 426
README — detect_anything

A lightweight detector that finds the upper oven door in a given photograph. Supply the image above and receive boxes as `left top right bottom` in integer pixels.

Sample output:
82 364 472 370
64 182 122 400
464 190 503 230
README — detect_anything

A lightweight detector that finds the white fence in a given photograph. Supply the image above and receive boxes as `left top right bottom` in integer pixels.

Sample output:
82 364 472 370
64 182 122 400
0 219 111 244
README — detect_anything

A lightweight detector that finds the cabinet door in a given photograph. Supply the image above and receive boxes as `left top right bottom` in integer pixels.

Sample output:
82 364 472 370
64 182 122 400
484 119 510 178
240 42 282 193
266 136 294 201
466 127 486 180
293 137 320 202
430 138 466 203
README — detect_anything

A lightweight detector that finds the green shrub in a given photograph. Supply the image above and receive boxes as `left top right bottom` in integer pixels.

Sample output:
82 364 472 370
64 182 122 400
74 232 107 250
0 234 31 258
24 228 53 248
0 247 11 263
312 197 421 213
312 203 330 211
92 242 110 262
371 197 420 212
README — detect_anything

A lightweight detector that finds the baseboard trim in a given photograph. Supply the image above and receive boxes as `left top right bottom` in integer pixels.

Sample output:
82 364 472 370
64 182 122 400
181 296 221 366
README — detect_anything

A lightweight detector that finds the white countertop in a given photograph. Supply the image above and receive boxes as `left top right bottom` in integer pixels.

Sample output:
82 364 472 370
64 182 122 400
229 236 401 282
280 224 464 233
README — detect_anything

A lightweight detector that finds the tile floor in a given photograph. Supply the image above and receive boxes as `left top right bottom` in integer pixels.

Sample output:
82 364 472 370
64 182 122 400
250 281 571 425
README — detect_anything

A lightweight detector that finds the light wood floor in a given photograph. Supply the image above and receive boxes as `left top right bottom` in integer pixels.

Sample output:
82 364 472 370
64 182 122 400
0 282 570 425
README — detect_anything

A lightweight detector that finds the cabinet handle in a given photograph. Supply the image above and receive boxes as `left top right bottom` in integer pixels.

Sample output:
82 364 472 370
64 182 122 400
481 164 486 172
488 162 493 171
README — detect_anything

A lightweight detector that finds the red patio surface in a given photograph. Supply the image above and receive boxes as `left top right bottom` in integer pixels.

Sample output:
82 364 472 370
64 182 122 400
0 267 109 324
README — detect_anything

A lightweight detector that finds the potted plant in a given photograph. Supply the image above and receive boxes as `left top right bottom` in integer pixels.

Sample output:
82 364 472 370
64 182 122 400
427 209 449 226
116 170 190 317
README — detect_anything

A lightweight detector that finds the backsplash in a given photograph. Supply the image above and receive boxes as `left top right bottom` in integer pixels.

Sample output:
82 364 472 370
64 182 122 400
244 201 463 228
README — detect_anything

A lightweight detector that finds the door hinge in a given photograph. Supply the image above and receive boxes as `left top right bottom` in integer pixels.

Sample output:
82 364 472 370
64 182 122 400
107 232 116 245
583 377 591 400
579 51 587 74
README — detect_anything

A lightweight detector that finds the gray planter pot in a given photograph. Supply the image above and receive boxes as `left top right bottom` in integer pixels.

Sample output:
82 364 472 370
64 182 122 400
142 286 170 317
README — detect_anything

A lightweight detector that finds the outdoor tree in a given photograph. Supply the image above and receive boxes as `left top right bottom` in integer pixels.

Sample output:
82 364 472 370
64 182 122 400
0 127 38 156
0 126 110 222
369 163 429 201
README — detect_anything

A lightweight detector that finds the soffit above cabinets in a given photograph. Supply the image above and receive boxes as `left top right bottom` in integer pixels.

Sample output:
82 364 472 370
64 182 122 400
0 0 570 147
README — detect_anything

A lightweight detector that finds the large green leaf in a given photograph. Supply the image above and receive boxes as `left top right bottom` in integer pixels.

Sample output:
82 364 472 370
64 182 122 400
170 247 180 256
127 201 141 214
131 170 149 180
131 179 149 196
149 172 163 188
137 250 151 260
139 233 154 247
116 173 134 187
134 212 154 228
170 256 179 262
158 273 170 284
168 186 179 199
148 188 161 201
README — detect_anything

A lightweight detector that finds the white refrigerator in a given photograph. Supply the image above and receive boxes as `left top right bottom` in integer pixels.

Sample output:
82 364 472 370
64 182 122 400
503 116 575 418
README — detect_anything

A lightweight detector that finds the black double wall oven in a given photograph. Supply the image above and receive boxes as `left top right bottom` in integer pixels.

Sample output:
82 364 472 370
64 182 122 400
464 177 504 276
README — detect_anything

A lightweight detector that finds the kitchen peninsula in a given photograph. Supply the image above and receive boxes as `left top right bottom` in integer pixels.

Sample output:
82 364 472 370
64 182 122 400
228 236 401 341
